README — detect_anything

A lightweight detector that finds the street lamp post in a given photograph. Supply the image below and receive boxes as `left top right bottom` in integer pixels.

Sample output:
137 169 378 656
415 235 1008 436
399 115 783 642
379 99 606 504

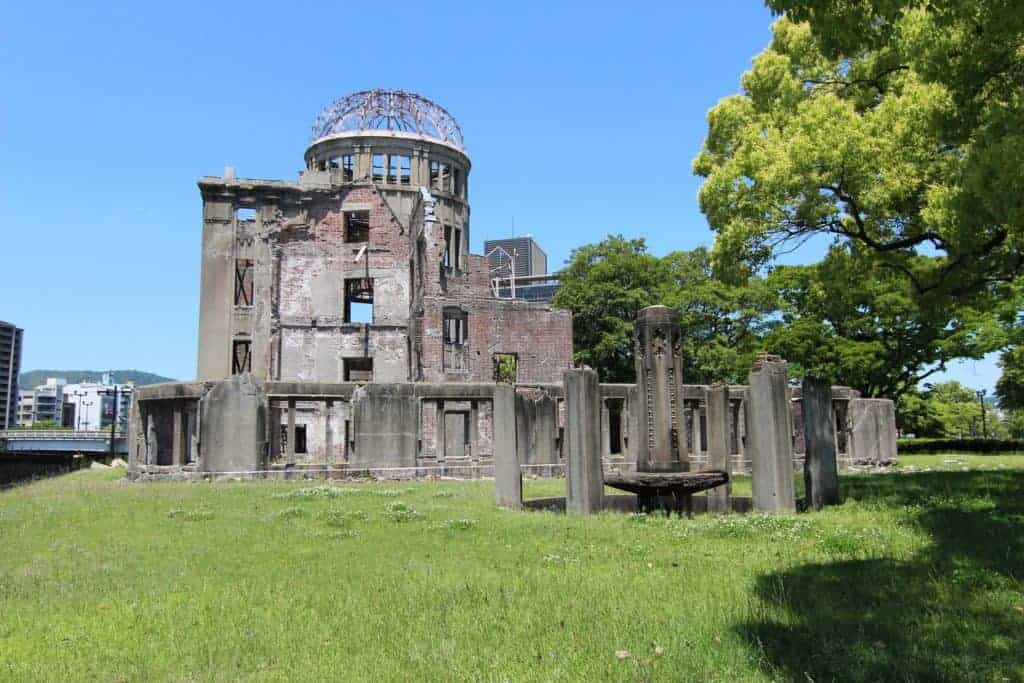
976 389 988 439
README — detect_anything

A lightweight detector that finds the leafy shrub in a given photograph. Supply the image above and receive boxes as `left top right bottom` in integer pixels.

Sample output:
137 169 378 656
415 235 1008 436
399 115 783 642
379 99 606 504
897 438 1024 454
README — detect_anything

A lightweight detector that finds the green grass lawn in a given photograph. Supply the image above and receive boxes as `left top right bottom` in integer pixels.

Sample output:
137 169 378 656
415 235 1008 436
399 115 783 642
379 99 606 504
2 457 1023 681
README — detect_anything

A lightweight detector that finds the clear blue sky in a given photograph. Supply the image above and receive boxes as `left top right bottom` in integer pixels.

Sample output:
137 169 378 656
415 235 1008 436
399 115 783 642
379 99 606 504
1 0 999 389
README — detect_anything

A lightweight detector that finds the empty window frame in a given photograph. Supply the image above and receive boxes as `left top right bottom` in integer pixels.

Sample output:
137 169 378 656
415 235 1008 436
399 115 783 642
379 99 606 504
232 339 252 375
399 156 411 184
329 154 355 181
493 353 517 384
344 278 374 323
344 210 370 242
236 207 257 222
453 168 462 196
372 154 385 183
294 425 308 454
344 358 373 382
234 259 254 307
440 163 452 192
443 225 461 270
429 160 440 189
443 309 468 345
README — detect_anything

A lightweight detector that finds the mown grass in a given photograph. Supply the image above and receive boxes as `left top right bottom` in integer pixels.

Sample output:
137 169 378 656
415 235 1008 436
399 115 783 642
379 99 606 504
1 457 1022 681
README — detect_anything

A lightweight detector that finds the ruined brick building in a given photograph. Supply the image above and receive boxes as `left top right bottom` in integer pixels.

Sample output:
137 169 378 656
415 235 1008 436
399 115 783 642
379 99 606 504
197 89 572 386
194 90 573 460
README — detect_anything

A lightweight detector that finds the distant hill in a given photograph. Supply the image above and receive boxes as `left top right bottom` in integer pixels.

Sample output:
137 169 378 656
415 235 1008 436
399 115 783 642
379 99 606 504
18 370 177 389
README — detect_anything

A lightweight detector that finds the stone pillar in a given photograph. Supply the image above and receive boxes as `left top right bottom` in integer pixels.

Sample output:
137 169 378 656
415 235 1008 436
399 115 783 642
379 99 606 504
692 402 704 460
564 368 603 514
324 399 334 467
200 376 267 473
601 400 611 459
492 384 521 509
745 354 796 513
802 378 839 509
848 398 897 465
285 398 296 466
634 305 686 472
469 401 479 459
172 401 185 466
145 407 157 466
705 385 731 513
434 400 445 460
626 386 641 463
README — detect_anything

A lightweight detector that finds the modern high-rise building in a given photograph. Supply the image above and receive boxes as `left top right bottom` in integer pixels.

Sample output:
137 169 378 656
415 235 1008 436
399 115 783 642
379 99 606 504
484 236 548 278
0 321 23 430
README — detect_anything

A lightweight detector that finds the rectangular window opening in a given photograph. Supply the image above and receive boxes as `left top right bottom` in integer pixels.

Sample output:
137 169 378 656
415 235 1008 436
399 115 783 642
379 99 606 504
493 353 517 384
344 210 370 242
236 207 257 222
294 425 308 454
440 163 451 192
344 278 374 323
372 154 385 183
443 225 461 270
234 259 254 307
342 155 354 181
430 160 440 190
399 156 411 185
344 358 373 383
232 339 252 375
453 168 462 196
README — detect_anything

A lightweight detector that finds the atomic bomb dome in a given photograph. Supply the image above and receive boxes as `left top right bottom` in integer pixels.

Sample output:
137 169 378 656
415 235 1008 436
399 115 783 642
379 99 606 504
309 89 466 151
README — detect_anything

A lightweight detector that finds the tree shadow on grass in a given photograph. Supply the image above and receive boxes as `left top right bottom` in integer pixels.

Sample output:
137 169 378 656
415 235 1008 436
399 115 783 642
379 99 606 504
737 471 1024 681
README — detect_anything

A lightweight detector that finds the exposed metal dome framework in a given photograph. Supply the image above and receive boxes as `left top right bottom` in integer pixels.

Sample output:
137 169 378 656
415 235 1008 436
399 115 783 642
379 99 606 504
311 89 465 150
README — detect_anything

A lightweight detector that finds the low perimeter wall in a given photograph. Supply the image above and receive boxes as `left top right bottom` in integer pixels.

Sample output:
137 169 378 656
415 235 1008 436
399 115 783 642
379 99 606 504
127 376 896 480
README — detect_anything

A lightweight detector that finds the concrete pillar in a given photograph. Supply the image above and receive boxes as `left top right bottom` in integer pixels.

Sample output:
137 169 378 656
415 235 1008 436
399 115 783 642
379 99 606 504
200 376 267 473
802 378 839 509
434 400 445 460
269 404 281 462
564 367 603 515
492 384 521 509
692 402 704 459
705 385 731 513
601 400 611 459
172 401 185 466
145 407 157 466
325 399 334 467
469 401 479 459
286 398 296 466
634 305 687 472
745 354 796 513
626 386 641 463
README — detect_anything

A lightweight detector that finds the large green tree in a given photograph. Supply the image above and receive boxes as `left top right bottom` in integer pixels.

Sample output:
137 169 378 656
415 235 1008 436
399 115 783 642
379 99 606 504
553 238 769 383
694 4 1023 298
763 246 1009 402
553 236 665 382
659 248 774 384
995 346 1024 411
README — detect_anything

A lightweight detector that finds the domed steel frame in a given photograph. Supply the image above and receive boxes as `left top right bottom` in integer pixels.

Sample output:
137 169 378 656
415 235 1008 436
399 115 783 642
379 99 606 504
311 89 465 150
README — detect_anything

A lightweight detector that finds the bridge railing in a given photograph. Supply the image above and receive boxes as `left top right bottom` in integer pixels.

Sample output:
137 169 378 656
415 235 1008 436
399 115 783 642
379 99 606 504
0 430 126 440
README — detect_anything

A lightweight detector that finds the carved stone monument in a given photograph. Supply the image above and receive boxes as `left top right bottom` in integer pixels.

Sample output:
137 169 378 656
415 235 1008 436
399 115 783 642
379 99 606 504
633 305 687 473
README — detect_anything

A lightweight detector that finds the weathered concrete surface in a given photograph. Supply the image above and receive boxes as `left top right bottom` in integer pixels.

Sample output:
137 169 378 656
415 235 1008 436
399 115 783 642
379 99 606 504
705 384 732 513
515 391 558 465
493 384 522 509
745 355 796 513
564 368 603 515
350 384 419 469
802 377 840 509
634 306 686 472
848 398 898 465
200 375 266 473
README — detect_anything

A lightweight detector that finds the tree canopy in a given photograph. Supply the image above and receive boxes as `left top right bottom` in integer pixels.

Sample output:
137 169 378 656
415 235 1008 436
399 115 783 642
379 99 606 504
693 2 1024 298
